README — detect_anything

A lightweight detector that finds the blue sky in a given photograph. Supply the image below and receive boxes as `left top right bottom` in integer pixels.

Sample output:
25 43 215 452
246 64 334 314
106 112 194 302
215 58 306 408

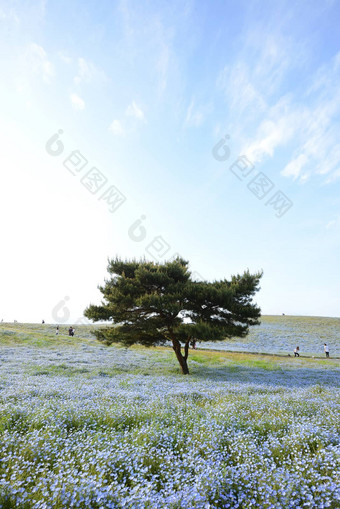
1 0 340 323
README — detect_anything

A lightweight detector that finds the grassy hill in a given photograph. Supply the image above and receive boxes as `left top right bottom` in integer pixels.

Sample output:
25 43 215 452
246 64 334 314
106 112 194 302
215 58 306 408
1 314 339 357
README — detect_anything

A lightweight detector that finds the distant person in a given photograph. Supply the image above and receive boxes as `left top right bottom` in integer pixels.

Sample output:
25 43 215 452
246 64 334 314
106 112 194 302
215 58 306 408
68 326 73 336
190 339 196 349
324 343 330 358
56 326 59 335
294 346 300 357
42 320 45 324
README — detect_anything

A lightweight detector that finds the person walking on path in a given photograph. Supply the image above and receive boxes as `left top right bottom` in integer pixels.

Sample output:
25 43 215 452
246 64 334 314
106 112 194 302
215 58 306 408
324 343 330 358
294 346 300 357
56 326 59 335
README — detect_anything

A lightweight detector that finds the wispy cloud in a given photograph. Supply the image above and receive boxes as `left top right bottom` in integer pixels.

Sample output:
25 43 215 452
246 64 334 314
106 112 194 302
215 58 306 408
241 98 298 164
282 154 309 180
108 100 145 136
27 43 54 83
184 100 204 127
280 55 340 182
326 215 340 230
117 0 190 99
70 93 85 110
219 22 340 184
0 5 20 23
73 57 107 85
58 51 73 64
157 45 170 95
218 62 267 118
126 101 145 120
109 119 125 135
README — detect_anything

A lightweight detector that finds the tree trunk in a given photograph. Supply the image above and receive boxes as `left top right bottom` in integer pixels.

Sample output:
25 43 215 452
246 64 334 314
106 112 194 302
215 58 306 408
171 338 190 375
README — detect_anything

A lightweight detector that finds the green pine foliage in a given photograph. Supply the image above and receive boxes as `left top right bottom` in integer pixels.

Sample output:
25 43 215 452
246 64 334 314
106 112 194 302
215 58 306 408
84 257 262 374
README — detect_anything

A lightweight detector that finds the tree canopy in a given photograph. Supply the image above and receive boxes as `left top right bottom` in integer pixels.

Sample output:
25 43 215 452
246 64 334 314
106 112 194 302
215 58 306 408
84 257 262 374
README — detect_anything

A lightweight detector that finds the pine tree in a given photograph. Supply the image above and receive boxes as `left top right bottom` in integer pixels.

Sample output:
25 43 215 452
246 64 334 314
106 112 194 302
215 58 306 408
84 257 262 374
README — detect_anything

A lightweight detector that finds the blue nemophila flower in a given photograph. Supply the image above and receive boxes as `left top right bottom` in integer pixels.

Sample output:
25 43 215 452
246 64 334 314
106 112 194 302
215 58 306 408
0 343 339 507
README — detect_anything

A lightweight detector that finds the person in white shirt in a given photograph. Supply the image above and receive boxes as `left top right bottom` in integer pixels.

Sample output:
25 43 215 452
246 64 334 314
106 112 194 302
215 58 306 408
324 343 330 358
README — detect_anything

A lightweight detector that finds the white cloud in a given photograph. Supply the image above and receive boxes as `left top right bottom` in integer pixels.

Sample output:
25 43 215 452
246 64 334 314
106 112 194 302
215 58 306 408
217 29 297 123
222 43 340 183
241 98 298 164
326 216 340 230
0 6 20 23
58 51 73 64
214 23 339 183
282 154 309 180
157 45 170 95
242 87 340 182
27 43 54 83
117 0 180 98
326 167 340 182
184 100 204 128
108 101 145 137
70 93 85 110
250 33 295 94
73 57 107 85
109 119 125 136
184 98 213 129
126 101 145 120
218 62 267 117
74 58 92 85
280 68 340 182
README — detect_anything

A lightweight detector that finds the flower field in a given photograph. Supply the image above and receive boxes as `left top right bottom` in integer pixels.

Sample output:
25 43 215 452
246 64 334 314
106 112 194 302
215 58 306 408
202 315 340 357
0 322 339 508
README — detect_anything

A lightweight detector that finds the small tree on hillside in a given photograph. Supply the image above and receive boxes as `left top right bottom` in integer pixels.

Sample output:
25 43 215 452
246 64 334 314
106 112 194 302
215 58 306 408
84 257 262 374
